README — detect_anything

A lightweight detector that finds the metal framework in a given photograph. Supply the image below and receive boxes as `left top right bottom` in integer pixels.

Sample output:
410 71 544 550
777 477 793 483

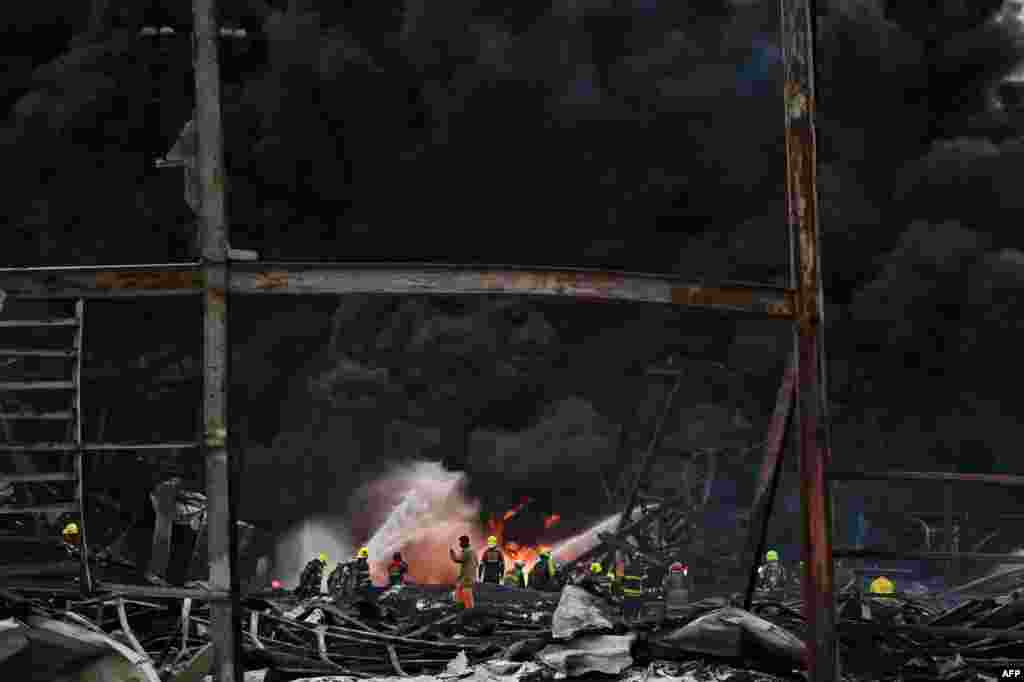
0 1 842 680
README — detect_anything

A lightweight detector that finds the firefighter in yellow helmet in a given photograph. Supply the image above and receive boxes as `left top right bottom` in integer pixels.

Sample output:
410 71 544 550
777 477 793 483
757 549 786 591
620 558 646 621
529 549 559 592
869 575 895 595
62 522 81 558
351 547 373 597
479 536 506 585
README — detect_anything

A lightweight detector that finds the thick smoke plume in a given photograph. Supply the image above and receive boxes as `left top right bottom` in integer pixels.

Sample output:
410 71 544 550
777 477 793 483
274 514 354 589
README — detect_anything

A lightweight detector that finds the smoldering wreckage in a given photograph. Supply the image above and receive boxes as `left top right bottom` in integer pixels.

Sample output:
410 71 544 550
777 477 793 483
7 490 1024 682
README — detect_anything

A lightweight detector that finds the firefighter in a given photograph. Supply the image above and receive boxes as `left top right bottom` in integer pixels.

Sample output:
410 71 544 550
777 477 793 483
449 535 478 609
620 559 646 621
529 550 559 592
388 552 409 587
296 553 328 599
351 547 373 598
478 536 506 585
869 574 895 595
757 549 786 591
62 522 81 557
327 560 348 598
580 562 612 598
663 562 690 618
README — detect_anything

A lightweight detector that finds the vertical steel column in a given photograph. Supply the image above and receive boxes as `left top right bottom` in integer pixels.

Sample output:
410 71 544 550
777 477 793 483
194 0 240 680
73 299 93 595
944 482 955 587
780 1 837 680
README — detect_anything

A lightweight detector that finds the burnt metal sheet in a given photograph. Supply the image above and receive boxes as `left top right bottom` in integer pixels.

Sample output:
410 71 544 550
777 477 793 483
0 318 77 327
0 442 197 452
828 470 1024 487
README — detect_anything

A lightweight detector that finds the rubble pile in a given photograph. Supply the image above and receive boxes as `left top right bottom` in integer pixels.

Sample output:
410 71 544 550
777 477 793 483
7 575 1024 681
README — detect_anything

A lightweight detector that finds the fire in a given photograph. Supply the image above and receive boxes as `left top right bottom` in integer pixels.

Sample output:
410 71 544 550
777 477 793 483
503 497 533 521
544 514 561 529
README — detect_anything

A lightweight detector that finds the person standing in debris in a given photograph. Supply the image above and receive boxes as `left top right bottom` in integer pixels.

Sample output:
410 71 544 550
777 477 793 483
352 547 373 599
62 522 81 557
327 559 348 598
449 535 478 609
663 562 690 618
757 549 787 591
478 536 506 585
297 553 328 599
528 550 559 592
387 552 409 587
580 562 611 598
620 559 646 621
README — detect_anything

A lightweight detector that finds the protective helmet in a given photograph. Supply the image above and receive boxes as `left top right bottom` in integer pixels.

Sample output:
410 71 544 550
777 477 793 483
393 552 402 561
358 547 369 558
669 562 684 573
538 549 550 556
63 522 80 536
318 552 328 563
458 535 470 545
487 536 498 547
590 562 603 574
766 550 779 562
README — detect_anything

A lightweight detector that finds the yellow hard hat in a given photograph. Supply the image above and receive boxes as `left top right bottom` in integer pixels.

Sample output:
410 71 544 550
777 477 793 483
487 536 498 547
357 547 369 558
870 576 894 594
318 553 328 563
766 550 779 562
63 522 79 535
590 562 602 573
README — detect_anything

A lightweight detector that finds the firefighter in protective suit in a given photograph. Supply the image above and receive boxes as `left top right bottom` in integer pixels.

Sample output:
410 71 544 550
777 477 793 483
351 547 373 598
327 560 348 598
387 552 409 586
620 559 646 621
478 536 506 585
663 562 690 618
580 562 612 598
297 553 328 599
757 549 786 591
528 550 559 592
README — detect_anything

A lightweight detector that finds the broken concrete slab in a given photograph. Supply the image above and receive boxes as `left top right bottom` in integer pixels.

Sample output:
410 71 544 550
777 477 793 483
538 633 636 677
550 586 616 640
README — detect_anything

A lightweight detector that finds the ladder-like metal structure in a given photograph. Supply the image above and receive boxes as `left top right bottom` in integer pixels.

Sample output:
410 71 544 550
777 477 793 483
0 300 92 592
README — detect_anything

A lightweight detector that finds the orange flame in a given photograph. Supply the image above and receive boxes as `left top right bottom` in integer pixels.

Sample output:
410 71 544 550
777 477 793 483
544 514 561 529
503 497 533 521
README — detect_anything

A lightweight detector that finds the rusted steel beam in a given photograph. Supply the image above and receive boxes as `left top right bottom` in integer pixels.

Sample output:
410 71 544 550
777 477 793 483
232 264 796 316
0 264 204 298
0 262 797 315
743 348 797 610
195 0 240 677
781 0 835 679
829 470 1024 487
834 548 1024 563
